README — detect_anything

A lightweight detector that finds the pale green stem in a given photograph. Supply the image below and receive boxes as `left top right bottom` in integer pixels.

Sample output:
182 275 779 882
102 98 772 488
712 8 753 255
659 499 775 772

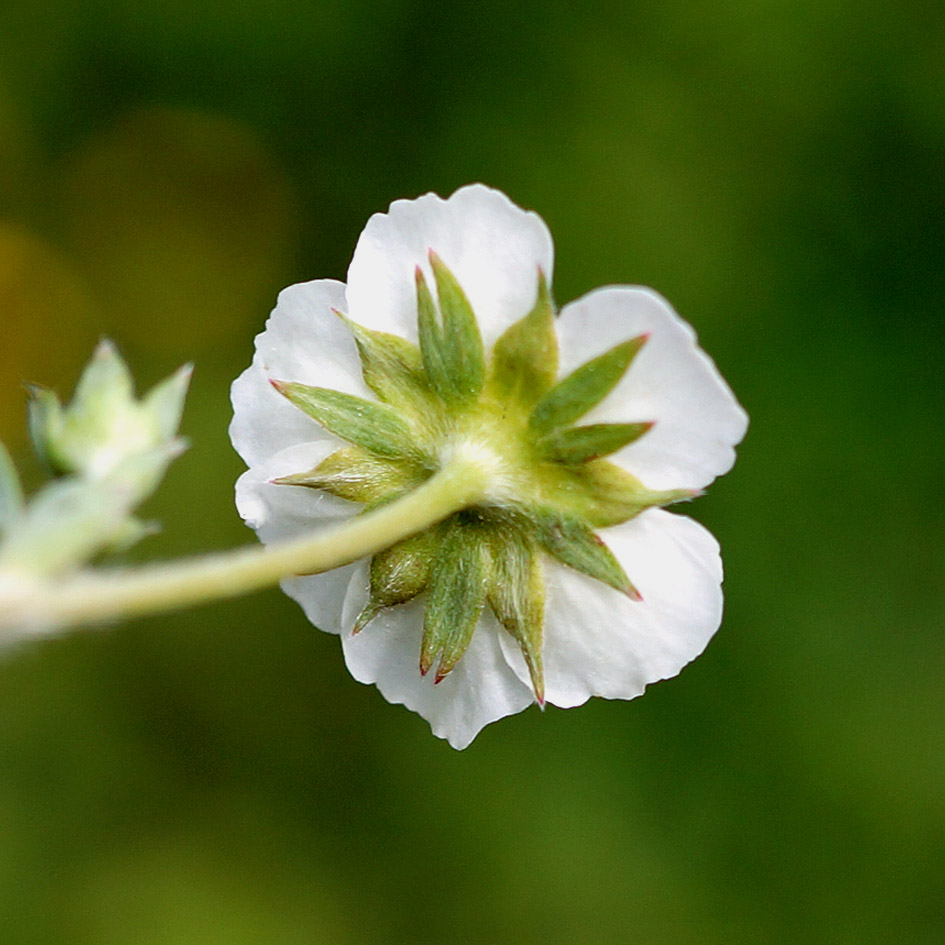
0 451 491 639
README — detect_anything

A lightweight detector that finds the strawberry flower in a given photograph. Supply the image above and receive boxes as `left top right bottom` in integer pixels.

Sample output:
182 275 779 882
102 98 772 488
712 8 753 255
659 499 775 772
230 184 747 749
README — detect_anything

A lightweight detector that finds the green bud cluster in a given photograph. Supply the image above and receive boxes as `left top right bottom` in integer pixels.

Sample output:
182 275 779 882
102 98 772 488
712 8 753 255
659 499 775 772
0 342 190 577
274 255 692 700
28 340 190 483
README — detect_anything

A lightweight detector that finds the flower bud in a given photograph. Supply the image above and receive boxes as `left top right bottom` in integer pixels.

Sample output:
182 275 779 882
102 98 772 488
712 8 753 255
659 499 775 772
28 339 191 488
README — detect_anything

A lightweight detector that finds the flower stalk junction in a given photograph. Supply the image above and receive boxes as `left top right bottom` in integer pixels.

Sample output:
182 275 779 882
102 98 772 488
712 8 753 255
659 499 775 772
1 184 748 748
0 450 491 638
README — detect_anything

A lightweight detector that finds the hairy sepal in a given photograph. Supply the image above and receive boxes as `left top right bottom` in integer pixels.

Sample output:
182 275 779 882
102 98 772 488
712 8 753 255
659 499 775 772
416 254 486 407
487 269 558 411
421 520 487 682
537 421 653 464
271 381 421 461
485 528 546 704
537 458 695 528
528 334 648 436
526 506 640 599
335 311 433 415
273 447 423 505
353 529 439 634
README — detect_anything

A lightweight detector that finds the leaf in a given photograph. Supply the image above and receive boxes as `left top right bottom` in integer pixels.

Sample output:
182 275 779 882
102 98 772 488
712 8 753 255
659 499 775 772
352 529 439 633
271 381 420 460
336 311 431 412
0 441 24 534
537 421 653 464
485 529 546 703
528 335 648 436
421 521 487 681
527 506 640 599
488 269 558 410
274 447 424 505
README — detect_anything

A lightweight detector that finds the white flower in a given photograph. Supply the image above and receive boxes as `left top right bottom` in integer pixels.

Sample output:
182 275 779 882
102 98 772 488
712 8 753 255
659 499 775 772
230 184 747 749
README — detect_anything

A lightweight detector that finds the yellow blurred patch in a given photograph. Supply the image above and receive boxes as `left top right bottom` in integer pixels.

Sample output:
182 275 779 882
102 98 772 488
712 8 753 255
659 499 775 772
0 222 97 448
63 107 296 353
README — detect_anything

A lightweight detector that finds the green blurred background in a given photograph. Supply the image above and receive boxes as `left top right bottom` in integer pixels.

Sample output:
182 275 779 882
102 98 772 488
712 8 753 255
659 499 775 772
1 1 943 942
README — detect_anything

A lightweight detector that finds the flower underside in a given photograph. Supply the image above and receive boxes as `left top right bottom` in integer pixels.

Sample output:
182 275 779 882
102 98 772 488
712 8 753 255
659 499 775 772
272 252 692 702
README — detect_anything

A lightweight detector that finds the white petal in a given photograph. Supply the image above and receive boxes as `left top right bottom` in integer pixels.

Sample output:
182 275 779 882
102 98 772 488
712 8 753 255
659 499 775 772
555 287 748 490
499 509 723 708
235 441 362 634
341 560 535 749
345 184 555 349
229 279 372 469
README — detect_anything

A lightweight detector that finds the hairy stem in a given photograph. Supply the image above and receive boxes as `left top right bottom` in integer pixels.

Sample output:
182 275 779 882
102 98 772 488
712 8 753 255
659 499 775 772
0 451 492 639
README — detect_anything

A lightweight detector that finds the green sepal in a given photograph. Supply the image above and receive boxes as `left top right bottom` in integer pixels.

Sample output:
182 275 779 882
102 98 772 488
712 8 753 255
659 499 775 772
273 447 423 505
47 339 136 473
415 266 451 403
540 458 696 528
526 506 640 599
335 311 432 413
537 421 653 464
107 439 189 504
421 520 487 681
487 269 558 410
528 334 648 436
416 253 486 407
430 251 486 404
485 528 546 704
0 441 24 534
271 381 421 460
103 516 161 555
353 529 439 634
142 362 193 441
26 384 65 471
0 477 134 575
73 338 135 412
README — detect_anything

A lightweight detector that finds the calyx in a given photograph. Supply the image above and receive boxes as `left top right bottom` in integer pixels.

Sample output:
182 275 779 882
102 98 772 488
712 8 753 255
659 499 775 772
273 253 691 701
